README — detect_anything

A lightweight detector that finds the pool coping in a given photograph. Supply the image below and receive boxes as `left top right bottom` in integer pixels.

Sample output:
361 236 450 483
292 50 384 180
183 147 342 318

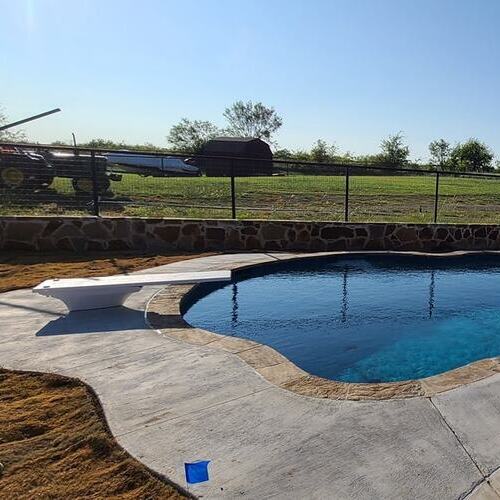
145 250 500 401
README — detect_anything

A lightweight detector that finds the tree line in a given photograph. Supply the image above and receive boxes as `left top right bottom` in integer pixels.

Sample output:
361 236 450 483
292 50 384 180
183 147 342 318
1 102 497 172
164 102 496 172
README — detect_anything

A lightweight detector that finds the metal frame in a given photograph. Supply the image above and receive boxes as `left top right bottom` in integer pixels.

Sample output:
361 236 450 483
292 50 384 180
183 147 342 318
1 141 499 223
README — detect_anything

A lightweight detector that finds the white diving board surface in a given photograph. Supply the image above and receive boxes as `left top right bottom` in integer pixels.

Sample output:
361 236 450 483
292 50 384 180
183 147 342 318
33 271 231 312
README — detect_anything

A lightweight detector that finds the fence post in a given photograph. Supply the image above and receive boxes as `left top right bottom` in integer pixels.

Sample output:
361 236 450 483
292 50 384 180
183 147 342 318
230 160 236 219
90 150 100 216
344 166 350 222
433 171 440 223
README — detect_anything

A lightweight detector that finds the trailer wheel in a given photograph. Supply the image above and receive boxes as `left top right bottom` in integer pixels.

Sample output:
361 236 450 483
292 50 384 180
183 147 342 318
72 177 111 194
0 166 28 189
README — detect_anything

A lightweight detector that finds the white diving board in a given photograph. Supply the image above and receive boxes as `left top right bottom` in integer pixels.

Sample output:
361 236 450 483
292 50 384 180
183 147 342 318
33 270 231 312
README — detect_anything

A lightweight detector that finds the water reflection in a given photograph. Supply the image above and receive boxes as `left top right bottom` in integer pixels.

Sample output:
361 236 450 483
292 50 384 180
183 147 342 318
185 256 500 382
228 266 439 325
428 269 436 319
231 282 239 328
341 267 349 323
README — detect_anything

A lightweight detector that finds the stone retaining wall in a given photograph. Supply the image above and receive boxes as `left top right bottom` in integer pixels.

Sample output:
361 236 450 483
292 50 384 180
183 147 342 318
1 216 499 252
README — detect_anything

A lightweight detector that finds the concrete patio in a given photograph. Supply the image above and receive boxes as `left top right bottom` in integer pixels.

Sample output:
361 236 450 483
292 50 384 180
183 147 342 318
0 252 499 499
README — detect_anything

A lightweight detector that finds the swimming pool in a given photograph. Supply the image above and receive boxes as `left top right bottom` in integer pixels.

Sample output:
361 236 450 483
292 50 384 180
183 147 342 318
183 255 500 383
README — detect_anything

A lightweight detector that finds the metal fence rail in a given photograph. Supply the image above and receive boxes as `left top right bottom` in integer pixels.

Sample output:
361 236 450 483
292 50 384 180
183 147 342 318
1 142 500 224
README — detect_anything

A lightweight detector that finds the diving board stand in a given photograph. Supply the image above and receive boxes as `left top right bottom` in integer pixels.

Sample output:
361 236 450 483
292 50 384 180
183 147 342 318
33 271 231 312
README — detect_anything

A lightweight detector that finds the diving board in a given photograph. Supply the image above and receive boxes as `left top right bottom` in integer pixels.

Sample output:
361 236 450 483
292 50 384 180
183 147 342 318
33 271 231 312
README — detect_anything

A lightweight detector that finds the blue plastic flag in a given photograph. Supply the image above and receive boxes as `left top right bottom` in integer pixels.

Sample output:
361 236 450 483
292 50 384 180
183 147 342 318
184 460 210 484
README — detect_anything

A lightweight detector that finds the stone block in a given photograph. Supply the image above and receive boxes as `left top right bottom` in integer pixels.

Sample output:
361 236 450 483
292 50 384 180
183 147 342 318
368 224 385 239
182 223 200 236
436 227 449 240
108 239 131 251
264 240 283 251
241 226 258 235
261 223 287 240
83 221 111 239
2 217 500 254
297 229 310 242
41 219 63 237
133 219 146 234
154 225 180 242
87 240 106 251
245 236 261 250
3 240 37 251
396 227 418 242
5 221 44 242
52 223 83 239
321 226 354 239
206 227 225 240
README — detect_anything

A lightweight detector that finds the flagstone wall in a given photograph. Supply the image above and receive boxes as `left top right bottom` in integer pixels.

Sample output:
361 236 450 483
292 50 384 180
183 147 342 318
1 216 499 252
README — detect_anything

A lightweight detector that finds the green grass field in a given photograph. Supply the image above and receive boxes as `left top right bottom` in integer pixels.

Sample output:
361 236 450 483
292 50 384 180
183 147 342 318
3 173 500 224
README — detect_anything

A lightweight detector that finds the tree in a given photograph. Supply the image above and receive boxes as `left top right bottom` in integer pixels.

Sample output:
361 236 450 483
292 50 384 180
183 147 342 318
428 139 451 169
0 107 26 142
223 100 282 143
379 132 410 167
449 139 494 172
287 149 311 161
310 139 337 163
166 118 220 153
273 148 294 160
81 139 158 152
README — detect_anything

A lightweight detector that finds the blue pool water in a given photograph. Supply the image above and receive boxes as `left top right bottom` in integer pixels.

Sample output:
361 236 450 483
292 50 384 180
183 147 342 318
183 255 500 383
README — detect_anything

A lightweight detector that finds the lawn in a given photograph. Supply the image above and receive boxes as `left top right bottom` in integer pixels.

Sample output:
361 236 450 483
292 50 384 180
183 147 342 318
2 173 500 224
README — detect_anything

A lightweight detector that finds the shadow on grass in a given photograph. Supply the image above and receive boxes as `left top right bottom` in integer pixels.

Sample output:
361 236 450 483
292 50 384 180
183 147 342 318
0 188 127 215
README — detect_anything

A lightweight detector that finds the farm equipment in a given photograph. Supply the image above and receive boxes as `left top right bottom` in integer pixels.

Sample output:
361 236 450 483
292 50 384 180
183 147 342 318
0 146 55 190
0 146 121 194
0 109 121 194
39 150 121 194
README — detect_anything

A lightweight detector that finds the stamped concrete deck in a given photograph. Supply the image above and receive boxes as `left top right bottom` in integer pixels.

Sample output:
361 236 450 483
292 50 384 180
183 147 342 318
1 252 499 499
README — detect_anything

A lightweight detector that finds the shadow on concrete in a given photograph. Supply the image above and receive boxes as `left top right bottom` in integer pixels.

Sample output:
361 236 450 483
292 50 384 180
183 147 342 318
36 306 147 336
147 312 189 330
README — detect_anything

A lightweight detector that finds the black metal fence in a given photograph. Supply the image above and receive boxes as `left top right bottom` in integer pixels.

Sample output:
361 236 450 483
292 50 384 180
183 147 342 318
1 142 500 224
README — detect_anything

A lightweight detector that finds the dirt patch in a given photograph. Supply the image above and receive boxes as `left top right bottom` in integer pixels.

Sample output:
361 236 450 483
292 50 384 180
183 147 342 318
0 250 215 293
0 251 215 498
0 369 188 499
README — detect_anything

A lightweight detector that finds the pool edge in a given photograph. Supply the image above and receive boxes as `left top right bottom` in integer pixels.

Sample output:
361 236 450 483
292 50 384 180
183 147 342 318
145 250 500 401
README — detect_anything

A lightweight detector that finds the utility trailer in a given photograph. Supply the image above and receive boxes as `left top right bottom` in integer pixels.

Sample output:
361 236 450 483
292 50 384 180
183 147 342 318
39 149 121 194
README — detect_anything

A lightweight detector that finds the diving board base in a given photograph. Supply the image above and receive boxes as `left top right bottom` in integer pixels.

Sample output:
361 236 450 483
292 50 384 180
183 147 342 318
37 285 142 312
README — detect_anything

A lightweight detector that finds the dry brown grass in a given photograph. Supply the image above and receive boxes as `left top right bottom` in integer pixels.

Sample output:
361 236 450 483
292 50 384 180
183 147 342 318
0 369 188 499
0 251 216 498
0 250 214 293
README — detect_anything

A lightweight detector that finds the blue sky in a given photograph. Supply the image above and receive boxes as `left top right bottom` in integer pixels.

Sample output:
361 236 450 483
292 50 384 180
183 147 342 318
2 0 500 159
